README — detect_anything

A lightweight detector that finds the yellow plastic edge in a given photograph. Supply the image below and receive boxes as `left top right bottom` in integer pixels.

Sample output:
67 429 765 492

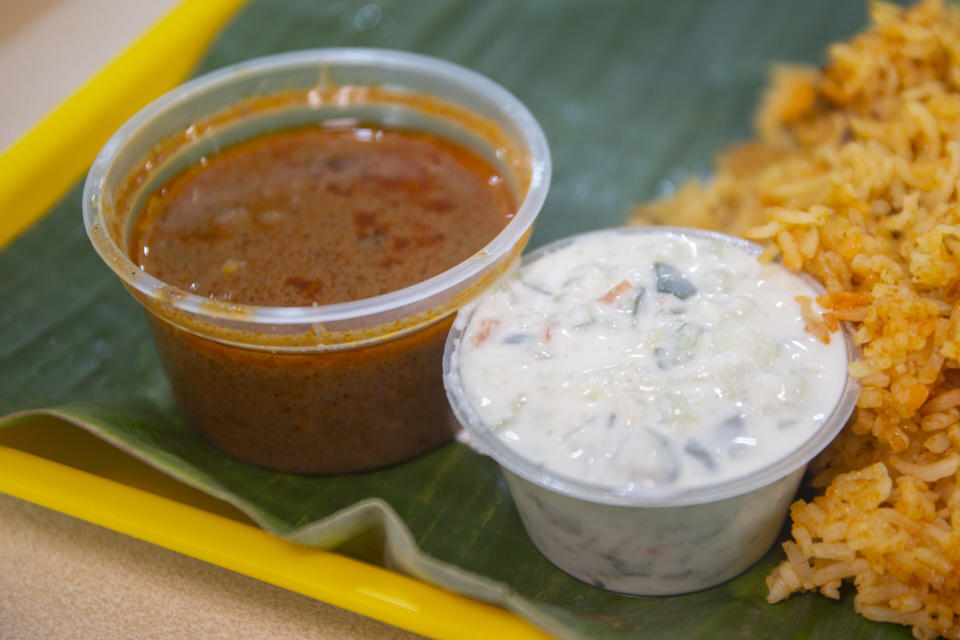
0 0 246 248
0 1 554 638
0 446 552 640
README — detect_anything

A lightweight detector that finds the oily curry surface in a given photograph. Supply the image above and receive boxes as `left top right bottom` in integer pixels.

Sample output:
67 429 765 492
129 125 515 306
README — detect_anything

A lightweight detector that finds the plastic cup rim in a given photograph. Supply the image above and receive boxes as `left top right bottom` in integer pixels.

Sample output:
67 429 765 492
81 47 552 326
443 225 860 508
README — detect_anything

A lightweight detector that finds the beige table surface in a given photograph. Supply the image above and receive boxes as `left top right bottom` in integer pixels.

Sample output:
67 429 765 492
0 2 424 638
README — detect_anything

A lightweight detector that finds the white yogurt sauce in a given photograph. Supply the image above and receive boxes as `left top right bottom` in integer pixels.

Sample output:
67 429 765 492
454 228 848 491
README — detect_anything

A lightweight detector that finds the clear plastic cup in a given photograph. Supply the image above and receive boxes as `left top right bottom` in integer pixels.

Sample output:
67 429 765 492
443 227 859 594
82 49 551 473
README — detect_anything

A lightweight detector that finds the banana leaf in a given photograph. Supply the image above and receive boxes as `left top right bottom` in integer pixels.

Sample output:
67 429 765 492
0 1 914 638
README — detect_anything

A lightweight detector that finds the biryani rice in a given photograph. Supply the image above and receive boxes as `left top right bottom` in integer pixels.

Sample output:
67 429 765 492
629 1 960 638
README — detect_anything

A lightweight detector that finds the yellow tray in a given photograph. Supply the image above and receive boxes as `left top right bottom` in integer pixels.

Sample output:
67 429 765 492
0 3 551 638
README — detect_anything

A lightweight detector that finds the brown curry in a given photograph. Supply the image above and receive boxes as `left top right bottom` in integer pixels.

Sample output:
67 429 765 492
130 124 515 473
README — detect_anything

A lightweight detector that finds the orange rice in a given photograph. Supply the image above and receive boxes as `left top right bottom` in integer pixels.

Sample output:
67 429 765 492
629 2 960 637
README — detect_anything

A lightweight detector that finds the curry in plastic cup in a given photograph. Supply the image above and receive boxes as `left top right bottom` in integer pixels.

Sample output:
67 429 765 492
83 49 550 473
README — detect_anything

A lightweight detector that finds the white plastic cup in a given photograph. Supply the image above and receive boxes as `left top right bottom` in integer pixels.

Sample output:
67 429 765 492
443 227 859 594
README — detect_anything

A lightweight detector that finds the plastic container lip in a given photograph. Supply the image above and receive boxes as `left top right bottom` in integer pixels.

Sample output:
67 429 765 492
443 225 861 508
82 48 551 325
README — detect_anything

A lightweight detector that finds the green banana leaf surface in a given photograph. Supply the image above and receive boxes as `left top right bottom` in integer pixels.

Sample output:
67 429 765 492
0 1 915 638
